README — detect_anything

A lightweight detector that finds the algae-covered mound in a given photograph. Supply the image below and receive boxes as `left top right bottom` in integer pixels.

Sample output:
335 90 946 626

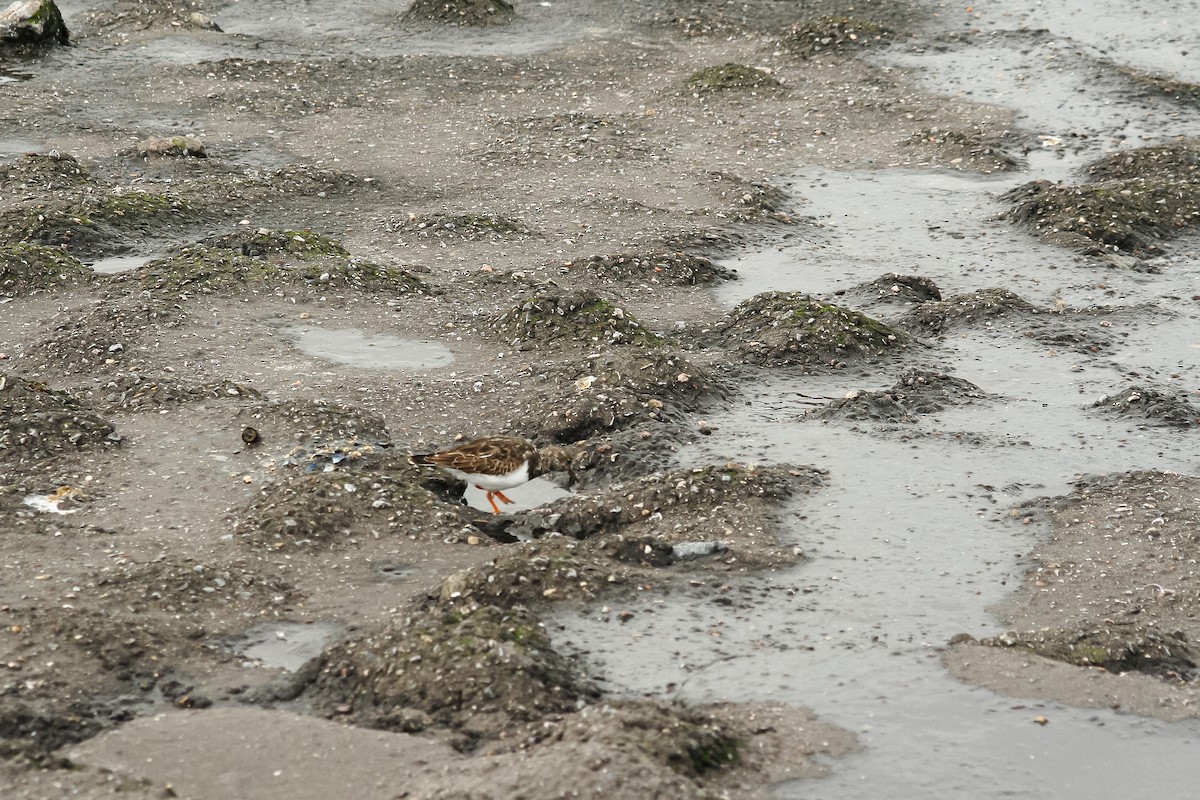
978 624 1199 680
1002 142 1200 255
896 288 1037 334
111 235 426 297
565 251 736 286
686 63 783 94
718 291 903 367
811 369 990 423
0 374 118 470
779 15 894 58
402 0 514 27
496 289 663 349
0 190 192 255
305 604 597 742
1091 385 1199 428
0 243 91 297
81 0 220 33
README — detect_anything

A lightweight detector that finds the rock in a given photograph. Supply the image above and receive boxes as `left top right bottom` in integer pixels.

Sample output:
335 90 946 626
135 135 207 159
0 0 69 51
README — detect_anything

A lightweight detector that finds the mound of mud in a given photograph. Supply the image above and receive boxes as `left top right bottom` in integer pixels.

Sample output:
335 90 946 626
202 228 348 258
977 624 1198 680
388 212 530 240
706 171 796 224
686 64 783 94
1002 142 1200 255
0 189 193 258
518 348 714 443
81 0 219 33
236 452 459 551
811 369 989 423
842 272 942 307
305 604 596 743
495 289 663 350
485 462 819 543
93 376 261 411
563 252 736 287
110 241 427 297
0 243 92 297
896 288 1037 334
779 15 895 58
35 295 188 374
1091 385 1199 428
0 152 90 191
0 374 117 470
88 557 298 613
904 127 1019 173
402 0 514 27
718 291 904 367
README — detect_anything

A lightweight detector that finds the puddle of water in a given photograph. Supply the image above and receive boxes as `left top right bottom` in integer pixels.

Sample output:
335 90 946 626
283 326 454 370
89 255 155 274
231 622 338 672
462 476 572 515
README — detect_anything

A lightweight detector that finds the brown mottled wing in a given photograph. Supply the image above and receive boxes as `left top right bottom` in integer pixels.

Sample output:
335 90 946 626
419 436 534 476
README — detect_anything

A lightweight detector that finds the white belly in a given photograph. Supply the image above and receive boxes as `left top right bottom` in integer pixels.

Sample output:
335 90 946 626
446 461 530 491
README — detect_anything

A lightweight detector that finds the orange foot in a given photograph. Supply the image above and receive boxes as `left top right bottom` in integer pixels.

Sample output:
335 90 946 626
480 488 516 515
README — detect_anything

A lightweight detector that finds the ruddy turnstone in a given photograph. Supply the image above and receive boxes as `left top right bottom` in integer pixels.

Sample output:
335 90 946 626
409 435 575 514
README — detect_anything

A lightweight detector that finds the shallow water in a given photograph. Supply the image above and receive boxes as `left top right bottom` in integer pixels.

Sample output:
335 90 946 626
554 1 1200 792
283 325 455 370
89 255 153 274
231 622 339 673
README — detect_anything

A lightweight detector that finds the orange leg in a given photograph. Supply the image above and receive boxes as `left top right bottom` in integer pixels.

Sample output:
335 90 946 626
484 490 503 515
493 490 514 505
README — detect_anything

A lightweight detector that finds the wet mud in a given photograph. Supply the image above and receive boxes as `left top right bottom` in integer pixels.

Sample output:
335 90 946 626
2 0 1200 798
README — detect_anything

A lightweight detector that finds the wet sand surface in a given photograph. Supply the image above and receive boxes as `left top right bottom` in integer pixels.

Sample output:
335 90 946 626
2 0 1200 798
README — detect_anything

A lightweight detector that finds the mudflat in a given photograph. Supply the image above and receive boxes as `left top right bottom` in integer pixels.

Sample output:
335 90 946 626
2 1 1199 798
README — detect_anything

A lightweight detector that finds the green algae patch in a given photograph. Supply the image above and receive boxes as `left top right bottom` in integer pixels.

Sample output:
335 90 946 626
116 246 280 295
780 16 895 58
496 289 664 350
685 63 783 95
1002 142 1200 255
304 604 596 744
719 291 904 367
0 243 91 297
0 190 192 252
979 624 1198 679
897 288 1038 335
